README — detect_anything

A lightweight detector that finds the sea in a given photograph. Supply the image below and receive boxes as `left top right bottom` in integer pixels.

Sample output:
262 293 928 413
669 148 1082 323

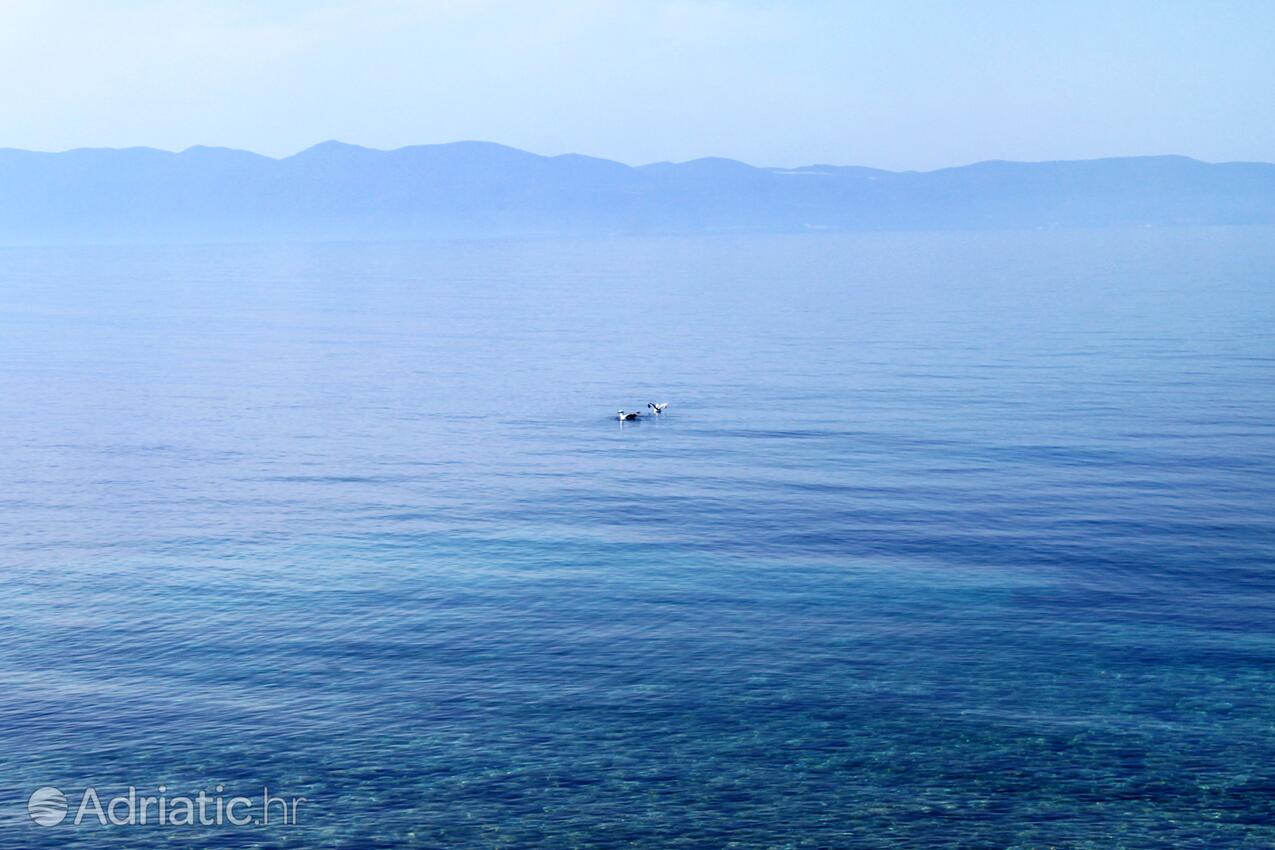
1 228 1274 848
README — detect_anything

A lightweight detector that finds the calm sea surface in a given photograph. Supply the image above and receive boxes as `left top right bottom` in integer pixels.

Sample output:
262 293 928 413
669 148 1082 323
2 229 1274 848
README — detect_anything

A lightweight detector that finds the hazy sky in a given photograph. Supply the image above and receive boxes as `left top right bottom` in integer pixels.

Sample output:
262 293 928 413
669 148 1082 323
2 0 1272 169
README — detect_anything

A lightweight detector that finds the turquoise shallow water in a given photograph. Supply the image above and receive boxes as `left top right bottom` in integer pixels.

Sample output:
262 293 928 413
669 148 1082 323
1 229 1274 848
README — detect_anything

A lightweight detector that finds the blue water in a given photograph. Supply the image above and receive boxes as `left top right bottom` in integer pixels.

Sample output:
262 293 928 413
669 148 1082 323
2 229 1274 848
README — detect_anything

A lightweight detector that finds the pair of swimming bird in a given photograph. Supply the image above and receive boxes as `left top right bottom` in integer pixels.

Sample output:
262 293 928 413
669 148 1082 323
617 402 669 421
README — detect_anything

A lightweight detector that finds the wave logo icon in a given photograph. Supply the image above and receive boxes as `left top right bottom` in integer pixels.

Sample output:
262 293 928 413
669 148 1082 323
27 786 68 827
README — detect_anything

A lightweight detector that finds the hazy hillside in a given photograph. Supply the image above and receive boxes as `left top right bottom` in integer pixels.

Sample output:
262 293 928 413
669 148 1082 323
2 141 1274 242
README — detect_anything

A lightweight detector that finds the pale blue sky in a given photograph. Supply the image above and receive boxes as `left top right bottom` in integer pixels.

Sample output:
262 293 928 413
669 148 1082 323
2 0 1272 169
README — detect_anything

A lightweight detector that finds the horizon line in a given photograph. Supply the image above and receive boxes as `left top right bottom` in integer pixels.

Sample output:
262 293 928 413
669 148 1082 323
3 140 1271 175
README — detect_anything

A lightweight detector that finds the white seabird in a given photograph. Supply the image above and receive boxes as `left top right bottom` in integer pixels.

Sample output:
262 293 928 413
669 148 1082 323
647 402 669 415
616 409 641 421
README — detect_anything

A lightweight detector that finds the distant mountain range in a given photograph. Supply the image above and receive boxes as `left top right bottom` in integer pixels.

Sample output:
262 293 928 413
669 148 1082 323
2 141 1274 242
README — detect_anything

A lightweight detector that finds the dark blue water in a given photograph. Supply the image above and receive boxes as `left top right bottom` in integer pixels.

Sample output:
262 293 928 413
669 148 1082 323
2 229 1274 848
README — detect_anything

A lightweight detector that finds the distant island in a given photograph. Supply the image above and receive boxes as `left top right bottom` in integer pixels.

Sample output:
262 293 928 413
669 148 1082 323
2 141 1274 243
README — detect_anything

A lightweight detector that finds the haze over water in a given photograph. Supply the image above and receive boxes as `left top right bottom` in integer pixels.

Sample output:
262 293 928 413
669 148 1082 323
2 228 1274 847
